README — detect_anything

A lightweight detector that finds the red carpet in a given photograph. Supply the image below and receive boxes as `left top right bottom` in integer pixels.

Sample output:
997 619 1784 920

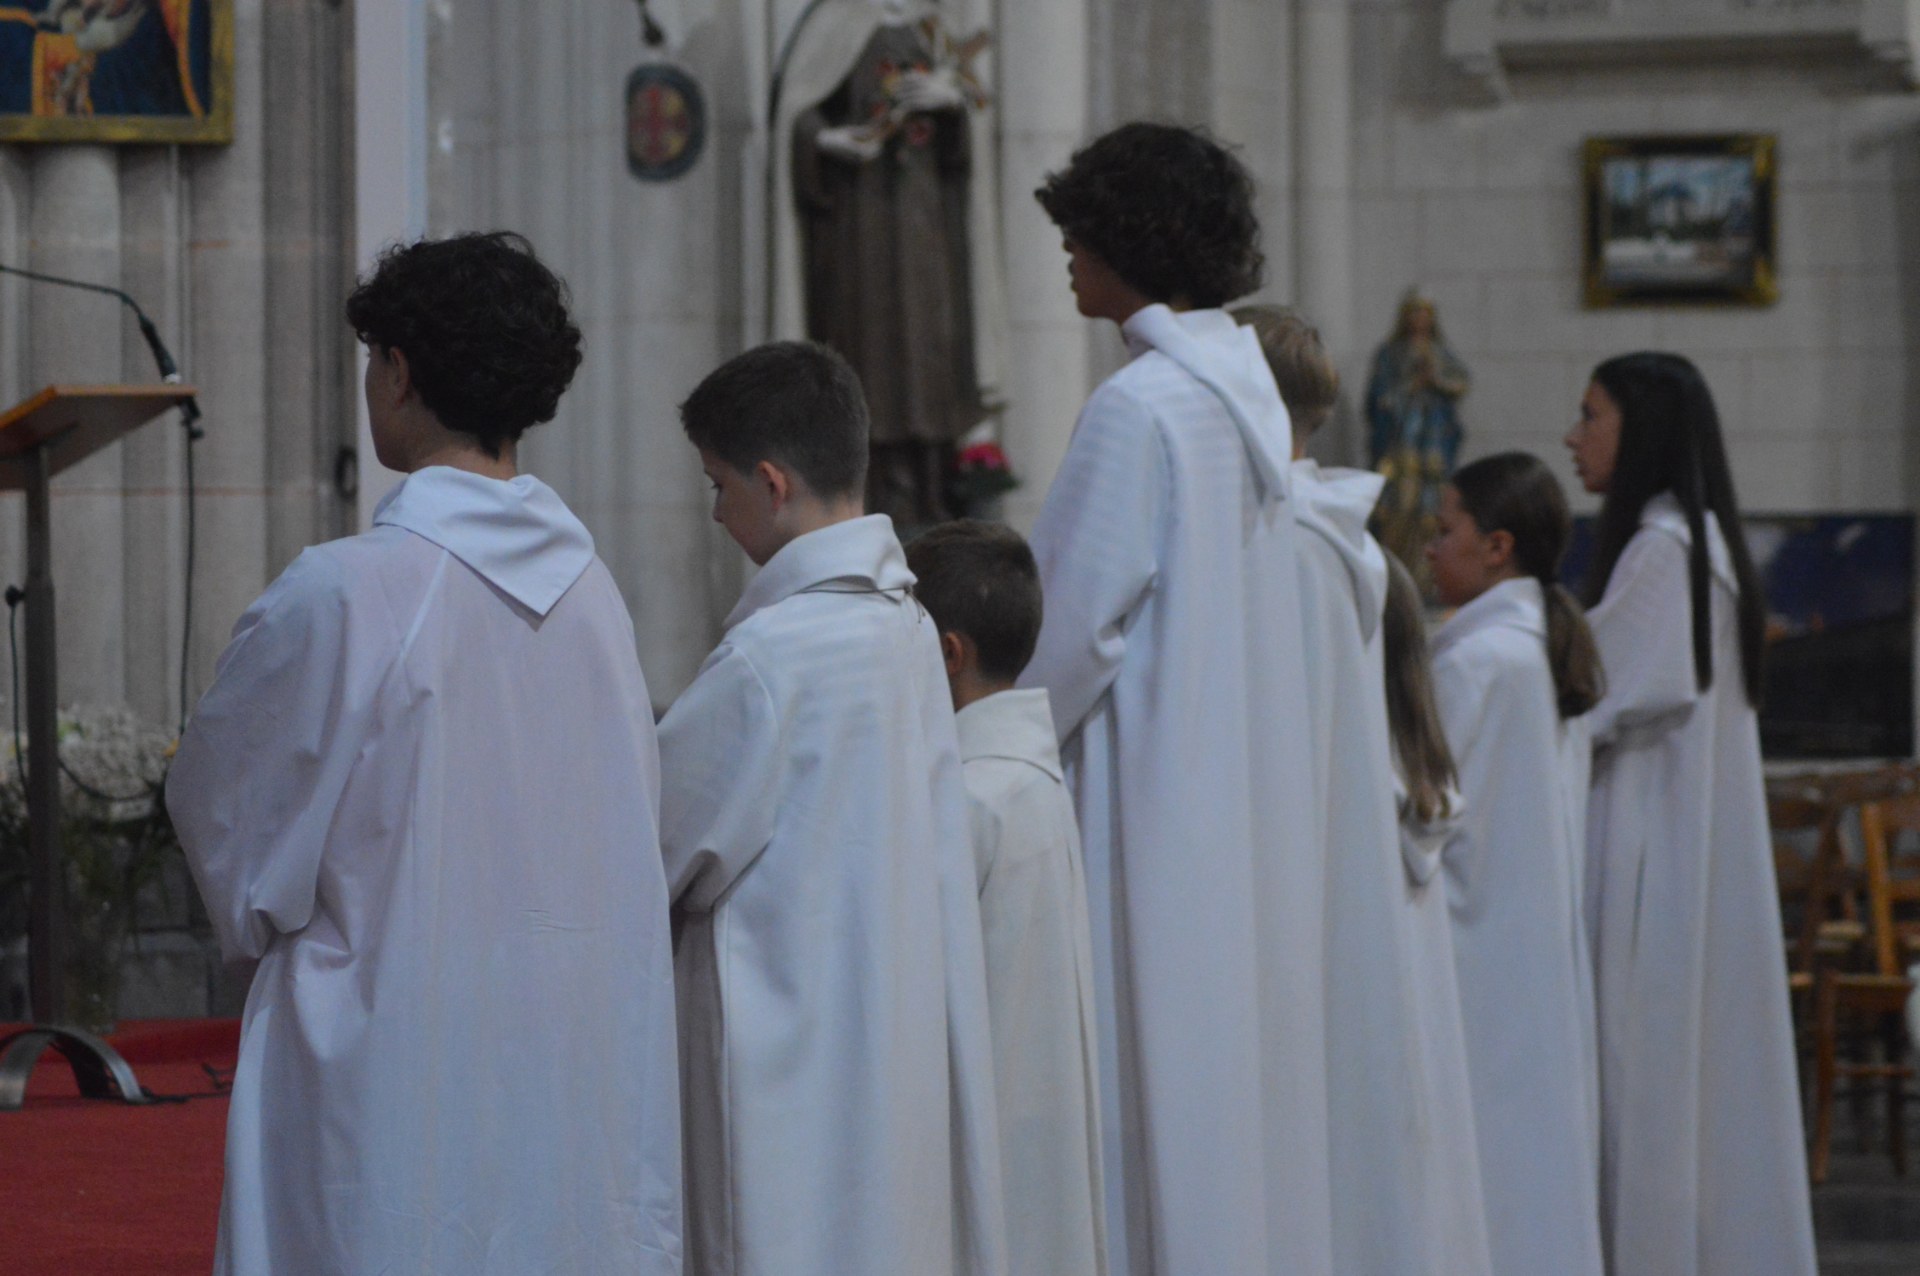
0 1019 237 1275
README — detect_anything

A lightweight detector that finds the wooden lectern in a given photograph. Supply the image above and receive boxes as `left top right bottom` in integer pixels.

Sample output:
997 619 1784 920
0 385 195 1108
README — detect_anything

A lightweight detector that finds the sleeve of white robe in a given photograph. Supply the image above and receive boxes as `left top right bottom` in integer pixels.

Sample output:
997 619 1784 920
1585 530 1701 748
166 549 384 963
656 643 785 911
1430 649 1493 886
928 694 1012 1276
1019 381 1167 740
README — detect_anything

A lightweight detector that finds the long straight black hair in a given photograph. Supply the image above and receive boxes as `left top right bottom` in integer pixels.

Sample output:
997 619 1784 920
1451 453 1603 719
1583 352 1767 707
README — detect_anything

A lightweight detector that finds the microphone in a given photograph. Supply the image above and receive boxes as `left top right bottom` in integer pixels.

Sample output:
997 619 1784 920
0 261 203 437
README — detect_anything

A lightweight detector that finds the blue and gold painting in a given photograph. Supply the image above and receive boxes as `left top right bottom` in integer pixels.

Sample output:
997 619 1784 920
0 1 230 144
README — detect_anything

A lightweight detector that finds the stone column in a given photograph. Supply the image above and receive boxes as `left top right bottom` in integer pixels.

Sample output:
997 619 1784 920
29 148 125 709
264 0 352 573
185 0 271 704
0 150 30 632
996 0 1091 531
353 0 430 526
1293 0 1356 462
118 149 188 728
1211 0 1292 304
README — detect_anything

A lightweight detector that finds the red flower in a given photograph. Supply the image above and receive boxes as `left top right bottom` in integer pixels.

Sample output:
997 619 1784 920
957 442 1010 471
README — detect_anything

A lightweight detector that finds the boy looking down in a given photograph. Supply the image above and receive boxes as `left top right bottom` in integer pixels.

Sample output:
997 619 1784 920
658 341 1007 1276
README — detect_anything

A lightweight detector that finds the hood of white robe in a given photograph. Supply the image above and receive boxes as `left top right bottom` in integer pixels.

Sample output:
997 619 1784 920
724 513 913 630
954 687 1064 780
1123 304 1294 504
1432 575 1545 661
1641 491 1738 592
1293 460 1389 642
373 466 595 617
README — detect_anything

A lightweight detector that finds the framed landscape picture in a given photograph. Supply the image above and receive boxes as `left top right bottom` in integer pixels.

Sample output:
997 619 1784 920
0 1 232 144
1583 133 1777 307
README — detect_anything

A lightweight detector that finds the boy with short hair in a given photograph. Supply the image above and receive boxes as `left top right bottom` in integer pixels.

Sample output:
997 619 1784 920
906 519 1107 1276
168 232 683 1275
658 341 1006 1276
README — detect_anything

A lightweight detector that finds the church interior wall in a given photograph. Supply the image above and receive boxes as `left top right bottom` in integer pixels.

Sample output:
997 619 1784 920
4 0 1916 729
430 0 753 705
0 0 353 737
1348 0 1920 517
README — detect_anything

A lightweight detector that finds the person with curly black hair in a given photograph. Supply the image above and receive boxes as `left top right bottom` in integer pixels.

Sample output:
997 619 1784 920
1035 121 1264 318
345 230 584 467
168 231 684 1274
1019 123 1338 1274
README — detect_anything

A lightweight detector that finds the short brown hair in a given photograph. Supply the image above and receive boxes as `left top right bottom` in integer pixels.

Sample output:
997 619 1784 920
1232 305 1338 437
679 341 870 498
905 520 1042 682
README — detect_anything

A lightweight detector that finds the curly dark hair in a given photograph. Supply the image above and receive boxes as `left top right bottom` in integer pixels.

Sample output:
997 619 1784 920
1035 123 1264 309
345 232 583 457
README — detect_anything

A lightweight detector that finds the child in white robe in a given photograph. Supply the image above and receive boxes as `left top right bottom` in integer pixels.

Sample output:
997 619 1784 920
1566 353 1815 1276
1239 306 1493 1276
906 519 1108 1276
658 341 1006 1276
167 233 683 1275
1022 124 1332 1276
1425 452 1606 1276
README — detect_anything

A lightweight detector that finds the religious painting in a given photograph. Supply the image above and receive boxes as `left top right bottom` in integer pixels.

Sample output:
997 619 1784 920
1566 513 1915 758
0 1 233 144
1582 134 1777 307
625 61 705 182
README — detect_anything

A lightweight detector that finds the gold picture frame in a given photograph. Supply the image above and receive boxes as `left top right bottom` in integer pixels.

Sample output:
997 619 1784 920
1583 134 1777 308
0 1 234 145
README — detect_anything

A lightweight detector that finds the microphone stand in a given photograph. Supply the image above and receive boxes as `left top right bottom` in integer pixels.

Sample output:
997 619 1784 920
0 264 203 438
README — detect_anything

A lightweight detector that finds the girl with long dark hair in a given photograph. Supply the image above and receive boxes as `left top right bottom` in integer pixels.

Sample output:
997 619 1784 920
1565 353 1814 1276
1425 452 1605 1276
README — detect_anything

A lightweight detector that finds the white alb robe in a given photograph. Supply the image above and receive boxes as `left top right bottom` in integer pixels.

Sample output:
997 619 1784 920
1294 461 1492 1276
658 515 1007 1276
957 687 1107 1276
1431 576 1604 1276
1585 495 1815 1276
1019 304 1333 1276
168 466 683 1275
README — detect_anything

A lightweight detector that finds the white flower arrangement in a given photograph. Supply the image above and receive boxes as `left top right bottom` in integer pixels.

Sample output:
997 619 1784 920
1 703 175 822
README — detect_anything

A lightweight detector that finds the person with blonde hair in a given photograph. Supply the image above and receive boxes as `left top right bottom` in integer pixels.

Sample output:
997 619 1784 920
1240 303 1492 1276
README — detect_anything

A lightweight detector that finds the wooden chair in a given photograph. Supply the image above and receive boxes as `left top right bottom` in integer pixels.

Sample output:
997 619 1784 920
1769 790 1859 984
1807 793 1920 1182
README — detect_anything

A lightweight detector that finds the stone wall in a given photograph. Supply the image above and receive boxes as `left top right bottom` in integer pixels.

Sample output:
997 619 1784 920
1349 0 1920 513
0 0 355 734
0 0 354 1019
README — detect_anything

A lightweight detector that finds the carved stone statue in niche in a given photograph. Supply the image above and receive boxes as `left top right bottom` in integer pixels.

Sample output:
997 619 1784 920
787 4 991 527
1367 289 1471 587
